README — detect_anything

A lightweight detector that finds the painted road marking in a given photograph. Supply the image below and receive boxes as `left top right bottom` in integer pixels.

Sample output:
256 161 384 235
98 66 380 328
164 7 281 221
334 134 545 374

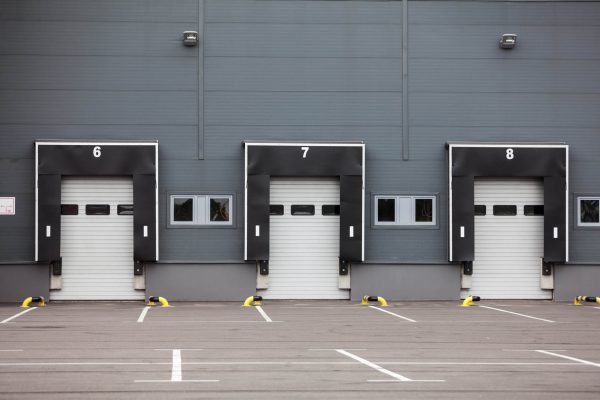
134 349 219 383
137 320 282 323
0 307 37 324
172 349 182 381
335 349 444 383
255 306 272 322
594 307 600 310
536 350 600 368
0 361 582 367
479 305 555 323
369 306 416 322
137 306 150 323
182 361 579 366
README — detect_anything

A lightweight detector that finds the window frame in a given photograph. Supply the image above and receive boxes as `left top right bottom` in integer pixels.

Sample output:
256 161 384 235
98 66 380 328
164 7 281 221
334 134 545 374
372 194 439 229
168 193 235 228
575 195 600 228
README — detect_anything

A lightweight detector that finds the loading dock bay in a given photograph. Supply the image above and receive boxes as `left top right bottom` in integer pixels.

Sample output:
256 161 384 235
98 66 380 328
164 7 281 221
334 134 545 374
1 301 600 399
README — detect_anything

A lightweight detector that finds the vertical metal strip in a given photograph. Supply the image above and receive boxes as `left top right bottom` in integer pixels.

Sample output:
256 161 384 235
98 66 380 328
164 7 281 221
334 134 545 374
198 0 205 159
155 142 159 260
34 142 39 261
448 145 453 261
402 0 409 161
565 146 569 262
244 144 248 260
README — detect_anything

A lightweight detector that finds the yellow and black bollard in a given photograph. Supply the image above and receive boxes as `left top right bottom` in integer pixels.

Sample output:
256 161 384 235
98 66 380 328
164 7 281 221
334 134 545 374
573 296 600 306
243 295 262 307
21 296 46 308
461 295 481 307
361 295 389 307
147 296 170 307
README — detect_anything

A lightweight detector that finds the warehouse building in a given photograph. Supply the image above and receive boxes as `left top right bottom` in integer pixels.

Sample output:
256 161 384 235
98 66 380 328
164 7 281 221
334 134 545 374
1 0 599 302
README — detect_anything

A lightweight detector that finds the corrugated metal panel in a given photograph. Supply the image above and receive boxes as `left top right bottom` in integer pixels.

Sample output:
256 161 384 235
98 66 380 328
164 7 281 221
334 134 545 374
204 127 402 161
465 178 550 300
0 21 196 57
205 58 402 92
0 56 197 91
410 93 600 128
259 178 347 299
53 177 143 300
0 125 198 160
205 92 401 126
205 23 402 58
0 90 197 125
206 0 402 24
410 59 600 94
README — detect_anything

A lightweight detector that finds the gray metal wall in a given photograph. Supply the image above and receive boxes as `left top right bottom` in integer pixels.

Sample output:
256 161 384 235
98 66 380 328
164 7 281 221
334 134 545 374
1 0 600 301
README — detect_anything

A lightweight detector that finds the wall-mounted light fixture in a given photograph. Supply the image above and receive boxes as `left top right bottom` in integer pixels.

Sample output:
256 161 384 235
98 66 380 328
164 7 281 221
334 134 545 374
499 33 517 49
182 31 199 47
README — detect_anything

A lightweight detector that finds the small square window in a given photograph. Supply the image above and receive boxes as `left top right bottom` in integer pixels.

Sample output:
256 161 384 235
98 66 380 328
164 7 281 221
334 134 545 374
579 198 599 225
493 205 517 216
415 198 433 223
210 197 230 222
86 204 110 215
374 195 437 227
270 205 284 215
322 205 340 216
377 198 396 223
291 205 315 216
117 204 134 215
173 197 194 222
474 205 486 216
524 205 544 216
61 204 79 215
170 194 233 227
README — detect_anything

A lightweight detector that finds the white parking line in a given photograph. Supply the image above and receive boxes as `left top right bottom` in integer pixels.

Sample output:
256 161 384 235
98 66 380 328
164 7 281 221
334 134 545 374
479 305 555 323
255 306 272 322
172 349 182 381
594 307 600 310
0 361 582 367
137 306 150 323
369 306 416 322
134 349 219 383
335 349 444 383
1 307 37 324
536 350 600 368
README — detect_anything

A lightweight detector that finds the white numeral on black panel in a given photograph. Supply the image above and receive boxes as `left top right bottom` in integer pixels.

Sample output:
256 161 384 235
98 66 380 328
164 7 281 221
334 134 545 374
301 146 309 158
93 146 102 158
506 148 514 160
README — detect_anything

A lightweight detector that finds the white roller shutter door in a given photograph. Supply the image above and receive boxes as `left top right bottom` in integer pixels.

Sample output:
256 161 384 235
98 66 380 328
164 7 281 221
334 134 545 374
259 178 347 299
53 177 143 300
465 178 551 299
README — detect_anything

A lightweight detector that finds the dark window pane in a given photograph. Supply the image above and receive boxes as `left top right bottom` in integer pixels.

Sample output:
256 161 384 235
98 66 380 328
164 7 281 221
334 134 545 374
493 205 517 216
61 204 78 215
474 205 486 216
117 204 134 215
210 197 230 222
86 204 110 215
291 205 315 215
377 198 395 222
524 205 544 216
322 205 340 216
173 198 193 222
270 205 284 215
580 199 599 223
415 198 433 222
